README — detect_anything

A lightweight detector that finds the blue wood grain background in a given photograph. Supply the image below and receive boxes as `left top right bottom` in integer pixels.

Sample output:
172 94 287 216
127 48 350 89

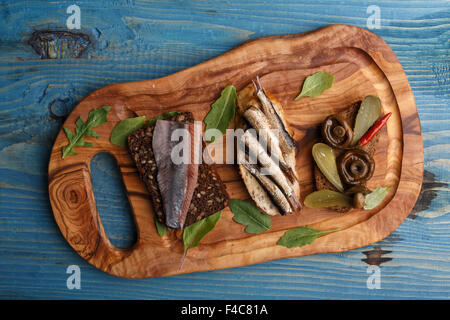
0 0 449 299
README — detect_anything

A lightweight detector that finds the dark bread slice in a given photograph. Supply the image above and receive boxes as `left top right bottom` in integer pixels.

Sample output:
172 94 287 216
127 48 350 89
128 112 229 227
184 163 229 225
314 101 381 212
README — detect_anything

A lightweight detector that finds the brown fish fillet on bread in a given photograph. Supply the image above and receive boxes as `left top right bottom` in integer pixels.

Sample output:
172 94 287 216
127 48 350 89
128 112 229 228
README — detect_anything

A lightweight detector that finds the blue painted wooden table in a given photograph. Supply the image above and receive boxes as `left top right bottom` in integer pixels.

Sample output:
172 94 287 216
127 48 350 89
0 0 449 299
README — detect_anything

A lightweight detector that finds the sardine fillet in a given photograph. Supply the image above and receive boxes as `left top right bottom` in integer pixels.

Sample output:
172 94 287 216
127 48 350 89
236 82 301 216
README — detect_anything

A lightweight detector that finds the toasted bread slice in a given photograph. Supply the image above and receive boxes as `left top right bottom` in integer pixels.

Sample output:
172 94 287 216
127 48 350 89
236 83 300 216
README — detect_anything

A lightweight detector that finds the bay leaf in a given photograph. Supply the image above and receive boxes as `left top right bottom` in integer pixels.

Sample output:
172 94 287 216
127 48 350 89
203 85 237 142
277 227 339 248
110 111 181 147
110 115 146 146
364 186 392 210
294 72 334 100
146 111 180 126
229 199 271 234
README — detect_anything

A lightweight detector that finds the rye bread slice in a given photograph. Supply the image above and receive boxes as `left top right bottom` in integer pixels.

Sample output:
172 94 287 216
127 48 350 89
128 112 229 227
314 101 380 212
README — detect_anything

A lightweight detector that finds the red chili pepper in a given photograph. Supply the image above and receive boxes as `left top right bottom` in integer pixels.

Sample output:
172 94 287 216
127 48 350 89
359 112 392 146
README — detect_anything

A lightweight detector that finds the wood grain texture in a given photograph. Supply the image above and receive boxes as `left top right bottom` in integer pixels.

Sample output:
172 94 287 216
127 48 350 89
0 0 448 299
47 24 423 278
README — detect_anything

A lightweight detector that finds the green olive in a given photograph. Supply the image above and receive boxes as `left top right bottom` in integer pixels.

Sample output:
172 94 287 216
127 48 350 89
312 143 344 192
304 190 353 208
351 96 382 146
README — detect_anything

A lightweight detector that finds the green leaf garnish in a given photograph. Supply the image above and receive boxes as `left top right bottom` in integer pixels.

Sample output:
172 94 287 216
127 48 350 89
229 199 271 234
203 85 237 142
294 72 334 100
155 217 167 237
183 211 222 252
277 227 339 248
364 186 392 210
110 116 146 146
110 111 181 147
146 111 180 126
179 211 221 270
62 106 110 159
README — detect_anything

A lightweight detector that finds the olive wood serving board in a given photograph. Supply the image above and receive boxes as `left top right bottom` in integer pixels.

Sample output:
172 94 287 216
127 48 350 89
48 25 423 278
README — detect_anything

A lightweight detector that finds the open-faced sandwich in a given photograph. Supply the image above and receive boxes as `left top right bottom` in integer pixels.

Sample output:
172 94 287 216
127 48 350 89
235 77 302 216
306 96 392 211
128 112 229 230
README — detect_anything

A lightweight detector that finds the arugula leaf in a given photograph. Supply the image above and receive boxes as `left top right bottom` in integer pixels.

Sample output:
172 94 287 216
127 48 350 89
294 72 334 100
203 85 237 142
62 106 110 159
179 211 221 270
183 211 222 251
178 211 222 270
277 227 339 248
229 199 271 234
364 186 392 210
110 116 146 146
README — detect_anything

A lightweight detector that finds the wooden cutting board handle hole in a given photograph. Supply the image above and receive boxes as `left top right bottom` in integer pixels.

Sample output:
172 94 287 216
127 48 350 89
90 152 138 249
49 153 136 264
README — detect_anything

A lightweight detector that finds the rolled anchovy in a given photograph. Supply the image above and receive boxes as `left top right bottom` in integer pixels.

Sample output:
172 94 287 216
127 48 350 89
243 106 297 183
240 130 302 212
241 159 292 214
253 76 296 155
